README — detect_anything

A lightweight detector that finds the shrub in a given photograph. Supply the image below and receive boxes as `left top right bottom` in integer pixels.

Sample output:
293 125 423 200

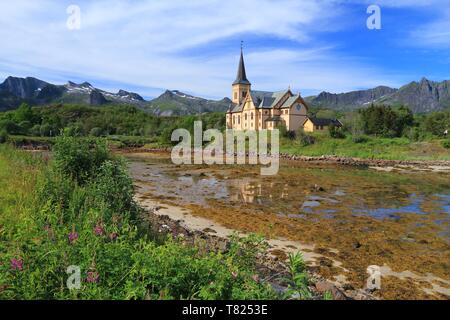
30 124 41 136
329 124 345 139
0 129 8 143
352 135 369 143
296 130 315 146
442 140 450 149
52 134 110 184
0 140 284 300
89 127 103 137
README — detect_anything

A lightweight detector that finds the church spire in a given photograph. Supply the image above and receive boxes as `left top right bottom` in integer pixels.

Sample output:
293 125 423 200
233 45 251 86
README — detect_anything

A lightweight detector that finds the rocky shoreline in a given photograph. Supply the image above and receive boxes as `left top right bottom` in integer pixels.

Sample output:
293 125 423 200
118 147 450 170
140 204 375 300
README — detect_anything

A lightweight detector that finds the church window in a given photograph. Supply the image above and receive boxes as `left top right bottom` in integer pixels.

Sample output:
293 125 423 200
238 116 240 124
251 112 253 120
233 116 235 124
242 91 247 98
245 113 247 121
234 92 237 100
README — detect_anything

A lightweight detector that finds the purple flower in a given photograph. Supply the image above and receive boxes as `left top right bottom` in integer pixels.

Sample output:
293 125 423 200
10 258 23 271
86 271 99 283
94 225 105 236
68 232 79 244
109 232 118 241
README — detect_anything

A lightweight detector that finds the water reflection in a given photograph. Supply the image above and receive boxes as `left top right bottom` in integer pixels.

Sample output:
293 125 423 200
129 156 449 237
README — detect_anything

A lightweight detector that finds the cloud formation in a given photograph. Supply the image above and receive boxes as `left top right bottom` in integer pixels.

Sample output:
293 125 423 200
0 0 447 98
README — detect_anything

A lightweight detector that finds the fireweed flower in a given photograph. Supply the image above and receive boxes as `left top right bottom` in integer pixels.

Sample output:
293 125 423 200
94 225 105 236
109 232 118 241
86 271 99 283
68 232 79 244
10 258 23 271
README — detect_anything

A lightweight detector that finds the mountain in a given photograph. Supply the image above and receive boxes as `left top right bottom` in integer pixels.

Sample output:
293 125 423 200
306 86 397 110
143 90 231 116
2 76 449 114
306 79 450 113
0 76 231 115
0 77 145 110
376 78 450 113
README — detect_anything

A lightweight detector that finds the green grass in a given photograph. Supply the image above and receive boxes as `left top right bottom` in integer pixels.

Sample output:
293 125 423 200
0 141 314 300
280 134 450 161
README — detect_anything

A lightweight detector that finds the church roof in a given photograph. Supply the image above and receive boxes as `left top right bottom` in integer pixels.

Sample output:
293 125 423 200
233 49 251 86
304 117 343 127
228 89 305 113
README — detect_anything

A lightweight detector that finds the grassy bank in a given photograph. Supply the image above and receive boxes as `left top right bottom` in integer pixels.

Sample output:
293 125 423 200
0 139 312 300
280 134 450 161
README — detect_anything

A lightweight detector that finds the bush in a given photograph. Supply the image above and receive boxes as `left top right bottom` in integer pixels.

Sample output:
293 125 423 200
0 145 280 299
329 124 345 139
352 135 369 143
53 134 110 184
30 124 41 136
0 129 8 143
442 140 450 149
296 130 315 146
89 127 103 137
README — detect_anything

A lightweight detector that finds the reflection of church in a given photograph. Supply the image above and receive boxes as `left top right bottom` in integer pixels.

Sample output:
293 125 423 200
230 180 289 204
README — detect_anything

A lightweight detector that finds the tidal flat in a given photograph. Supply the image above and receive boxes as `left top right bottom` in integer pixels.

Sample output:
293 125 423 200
126 152 450 299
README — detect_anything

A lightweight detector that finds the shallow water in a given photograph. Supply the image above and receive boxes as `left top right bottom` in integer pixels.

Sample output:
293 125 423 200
127 153 450 299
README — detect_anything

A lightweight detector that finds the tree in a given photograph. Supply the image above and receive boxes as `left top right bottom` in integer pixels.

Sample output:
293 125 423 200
14 103 34 123
359 104 414 137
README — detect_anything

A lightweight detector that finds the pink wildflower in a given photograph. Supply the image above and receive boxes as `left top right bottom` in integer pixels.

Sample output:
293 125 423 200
94 225 105 236
10 258 23 271
68 232 79 244
86 271 99 283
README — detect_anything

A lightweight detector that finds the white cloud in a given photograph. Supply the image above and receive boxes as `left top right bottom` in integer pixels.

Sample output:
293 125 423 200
0 0 446 99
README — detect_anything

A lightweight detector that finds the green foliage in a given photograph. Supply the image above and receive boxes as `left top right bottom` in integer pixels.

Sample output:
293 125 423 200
0 129 8 143
89 127 103 137
53 134 110 185
0 142 279 300
442 139 450 149
328 124 345 139
296 129 315 146
283 253 312 299
359 104 414 137
422 111 450 137
352 135 369 143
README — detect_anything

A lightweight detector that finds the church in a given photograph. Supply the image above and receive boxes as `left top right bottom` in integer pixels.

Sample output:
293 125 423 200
226 49 309 131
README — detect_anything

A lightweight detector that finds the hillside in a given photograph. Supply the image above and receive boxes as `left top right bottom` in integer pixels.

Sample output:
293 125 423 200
306 78 450 113
143 90 231 116
1 76 450 114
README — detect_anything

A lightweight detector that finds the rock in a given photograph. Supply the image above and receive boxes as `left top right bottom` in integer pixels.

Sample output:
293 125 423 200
202 227 217 234
315 281 349 300
312 184 325 192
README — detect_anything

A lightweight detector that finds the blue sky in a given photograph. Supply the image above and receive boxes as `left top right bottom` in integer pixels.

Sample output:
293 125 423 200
0 0 449 99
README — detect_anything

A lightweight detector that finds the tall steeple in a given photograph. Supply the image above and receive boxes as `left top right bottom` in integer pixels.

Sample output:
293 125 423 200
233 47 251 86
231 43 251 104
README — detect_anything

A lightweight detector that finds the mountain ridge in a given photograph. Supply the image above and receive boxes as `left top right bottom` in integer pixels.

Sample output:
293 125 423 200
1 76 449 114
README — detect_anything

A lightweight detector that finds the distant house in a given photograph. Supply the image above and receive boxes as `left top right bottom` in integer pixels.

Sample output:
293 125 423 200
302 117 343 133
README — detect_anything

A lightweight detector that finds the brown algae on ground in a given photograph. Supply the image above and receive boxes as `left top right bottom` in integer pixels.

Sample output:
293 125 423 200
127 152 450 299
